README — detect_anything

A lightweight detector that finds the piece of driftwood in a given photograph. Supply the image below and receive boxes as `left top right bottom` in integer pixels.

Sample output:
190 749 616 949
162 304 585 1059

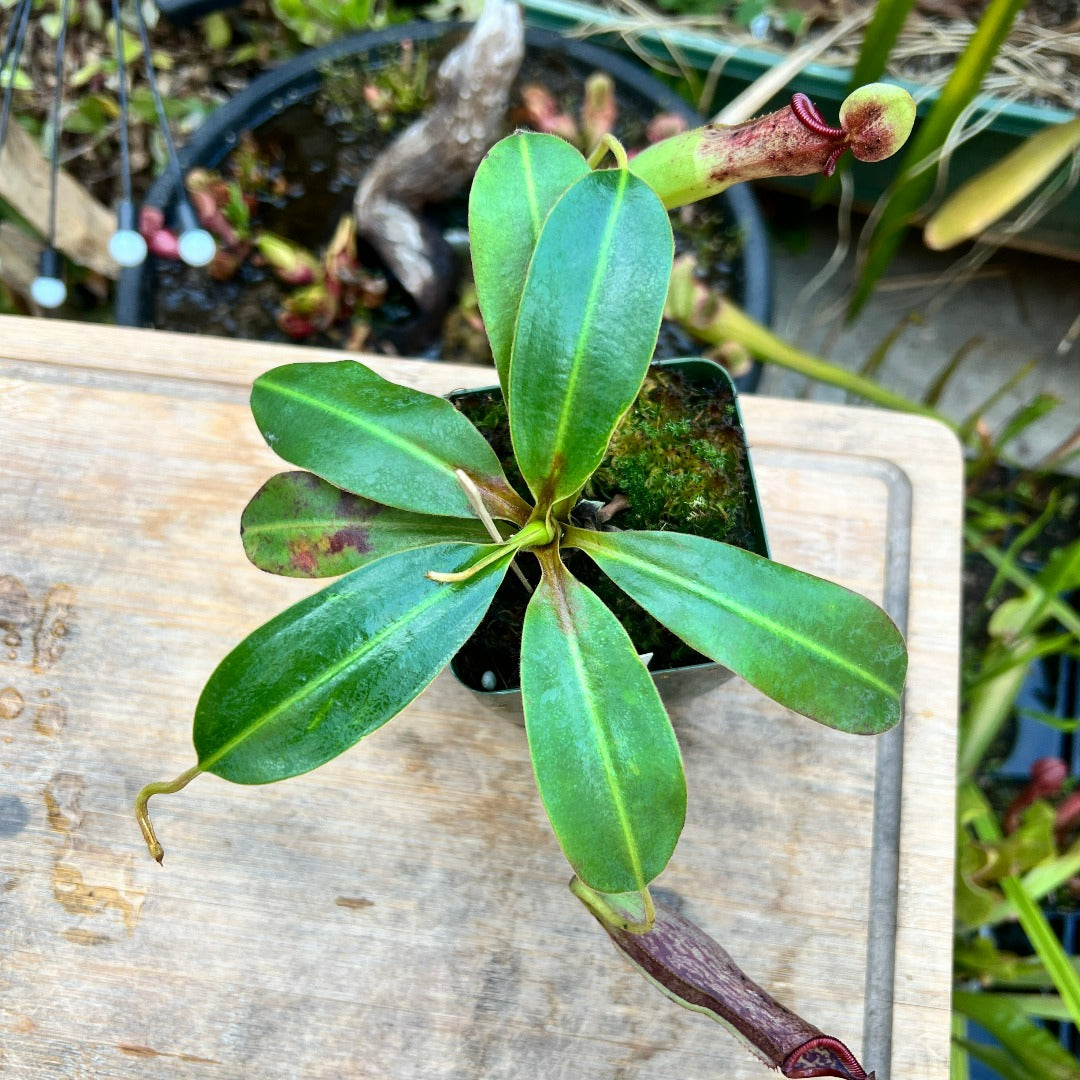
352 0 524 322
0 317 961 1079
0 120 118 279
0 222 41 300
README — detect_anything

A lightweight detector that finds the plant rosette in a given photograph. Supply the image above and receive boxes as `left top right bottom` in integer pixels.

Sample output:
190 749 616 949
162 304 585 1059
137 87 915 1079
447 356 769 702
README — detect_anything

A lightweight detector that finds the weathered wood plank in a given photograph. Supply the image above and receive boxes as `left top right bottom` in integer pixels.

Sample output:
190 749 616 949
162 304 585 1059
0 316 961 1080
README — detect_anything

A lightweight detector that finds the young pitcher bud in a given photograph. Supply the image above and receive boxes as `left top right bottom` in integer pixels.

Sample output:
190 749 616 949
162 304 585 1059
630 83 916 209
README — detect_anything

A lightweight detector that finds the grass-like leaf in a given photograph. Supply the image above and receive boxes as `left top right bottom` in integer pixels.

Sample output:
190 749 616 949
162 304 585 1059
964 781 1080 1032
849 0 1030 317
194 542 511 784
569 528 906 735
925 118 1080 250
241 471 495 578
953 990 1080 1080
521 548 685 893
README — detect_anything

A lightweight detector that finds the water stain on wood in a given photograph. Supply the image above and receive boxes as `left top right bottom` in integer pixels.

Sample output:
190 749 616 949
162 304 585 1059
32 699 66 738
62 928 113 946
43 771 83 834
33 584 77 673
43 772 146 931
0 575 33 654
0 793 29 836
0 686 24 720
52 862 143 930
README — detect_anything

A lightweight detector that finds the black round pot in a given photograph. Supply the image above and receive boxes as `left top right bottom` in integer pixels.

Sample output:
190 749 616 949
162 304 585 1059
447 356 770 709
115 22 772 391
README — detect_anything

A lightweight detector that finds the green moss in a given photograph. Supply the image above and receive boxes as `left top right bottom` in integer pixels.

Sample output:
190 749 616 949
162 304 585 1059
587 367 756 549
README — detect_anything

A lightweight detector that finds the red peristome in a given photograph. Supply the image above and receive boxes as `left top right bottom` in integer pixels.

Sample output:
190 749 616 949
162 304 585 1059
782 1035 873 1079
790 93 845 139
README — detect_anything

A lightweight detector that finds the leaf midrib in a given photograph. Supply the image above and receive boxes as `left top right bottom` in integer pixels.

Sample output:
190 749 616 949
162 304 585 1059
587 539 900 701
549 572 646 892
548 170 629 486
199 567 488 772
260 378 470 487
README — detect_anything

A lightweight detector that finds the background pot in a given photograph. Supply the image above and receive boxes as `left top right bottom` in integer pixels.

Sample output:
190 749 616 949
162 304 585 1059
447 355 770 713
114 22 773 390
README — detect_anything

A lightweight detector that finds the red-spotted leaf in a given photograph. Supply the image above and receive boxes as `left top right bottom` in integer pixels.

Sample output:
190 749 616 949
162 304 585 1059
241 471 496 578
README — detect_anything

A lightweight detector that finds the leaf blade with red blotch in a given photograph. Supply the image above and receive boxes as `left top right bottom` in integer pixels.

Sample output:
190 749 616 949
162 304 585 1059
241 471 497 578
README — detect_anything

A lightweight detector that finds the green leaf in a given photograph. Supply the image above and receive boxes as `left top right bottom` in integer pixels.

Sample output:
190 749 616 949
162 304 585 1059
569 529 907 734
241 470 497 578
970 801 1056 885
926 118 1080 250
469 133 589 398
953 991 1080 1080
849 0 1029 317
520 551 685 893
193 542 511 784
250 361 528 521
965 781 1080 1030
509 168 673 511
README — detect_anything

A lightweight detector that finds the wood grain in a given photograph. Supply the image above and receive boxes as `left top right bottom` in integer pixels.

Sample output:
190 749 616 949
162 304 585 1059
0 316 962 1080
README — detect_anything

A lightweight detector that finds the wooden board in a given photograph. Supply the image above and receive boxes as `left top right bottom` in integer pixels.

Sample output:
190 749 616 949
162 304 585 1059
0 316 962 1080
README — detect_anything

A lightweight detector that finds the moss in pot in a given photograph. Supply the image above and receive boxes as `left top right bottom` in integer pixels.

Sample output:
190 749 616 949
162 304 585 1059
449 358 767 697
136 85 916 1079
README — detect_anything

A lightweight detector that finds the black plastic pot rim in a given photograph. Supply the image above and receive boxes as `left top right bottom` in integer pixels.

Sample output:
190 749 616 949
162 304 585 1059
115 20 773 378
446 355 770 700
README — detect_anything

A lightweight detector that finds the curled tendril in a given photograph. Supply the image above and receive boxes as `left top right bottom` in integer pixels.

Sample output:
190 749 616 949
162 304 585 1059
134 764 202 864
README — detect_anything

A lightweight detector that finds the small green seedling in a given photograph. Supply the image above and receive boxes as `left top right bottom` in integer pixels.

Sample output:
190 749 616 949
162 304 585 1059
137 86 915 1079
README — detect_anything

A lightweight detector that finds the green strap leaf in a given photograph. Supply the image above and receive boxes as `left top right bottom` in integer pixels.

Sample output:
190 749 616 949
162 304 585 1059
193 542 511 784
469 132 589 398
509 167 673 511
521 549 685 893
569 528 907 735
848 0 1029 317
251 361 529 521
953 991 1080 1080
925 117 1080 250
241 471 496 578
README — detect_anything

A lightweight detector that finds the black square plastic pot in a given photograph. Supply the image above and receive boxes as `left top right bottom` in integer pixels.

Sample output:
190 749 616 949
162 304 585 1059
446 355 769 714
